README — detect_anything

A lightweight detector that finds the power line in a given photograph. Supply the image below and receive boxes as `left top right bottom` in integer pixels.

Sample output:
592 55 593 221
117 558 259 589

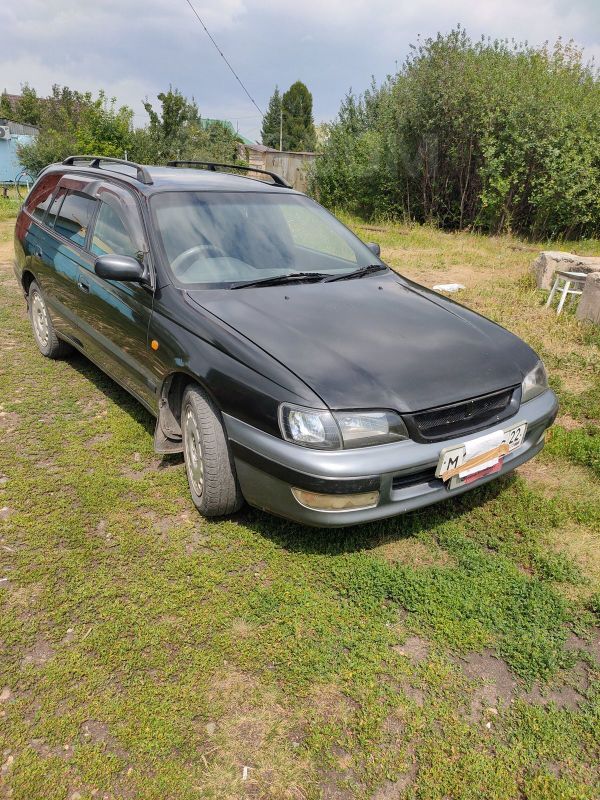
183 0 263 118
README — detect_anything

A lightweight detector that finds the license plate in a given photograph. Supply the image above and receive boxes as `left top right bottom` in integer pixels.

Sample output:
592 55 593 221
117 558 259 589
436 421 527 489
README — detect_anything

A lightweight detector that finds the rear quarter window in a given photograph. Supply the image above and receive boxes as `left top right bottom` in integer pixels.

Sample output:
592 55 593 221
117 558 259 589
25 174 61 223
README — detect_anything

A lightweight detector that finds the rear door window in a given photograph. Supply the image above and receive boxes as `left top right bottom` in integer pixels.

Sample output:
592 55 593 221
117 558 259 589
45 187 68 228
53 191 97 247
91 202 138 259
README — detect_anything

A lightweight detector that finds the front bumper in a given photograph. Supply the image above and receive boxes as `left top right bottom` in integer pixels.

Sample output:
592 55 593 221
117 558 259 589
224 389 558 527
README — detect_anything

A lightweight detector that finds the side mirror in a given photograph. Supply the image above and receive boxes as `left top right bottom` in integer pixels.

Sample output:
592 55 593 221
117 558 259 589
366 242 381 257
95 254 145 282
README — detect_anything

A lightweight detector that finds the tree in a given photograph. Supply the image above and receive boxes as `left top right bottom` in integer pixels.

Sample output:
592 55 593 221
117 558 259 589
143 87 199 141
314 122 330 149
139 87 201 161
0 90 13 120
43 85 84 131
199 119 242 163
17 86 134 175
281 81 316 151
136 87 241 164
14 84 41 126
313 31 600 238
16 82 242 177
261 86 282 149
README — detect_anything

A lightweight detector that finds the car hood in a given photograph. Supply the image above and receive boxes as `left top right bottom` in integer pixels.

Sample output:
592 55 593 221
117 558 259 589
186 272 535 412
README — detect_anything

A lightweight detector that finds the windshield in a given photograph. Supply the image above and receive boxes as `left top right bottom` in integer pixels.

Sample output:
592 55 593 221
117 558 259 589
150 191 383 287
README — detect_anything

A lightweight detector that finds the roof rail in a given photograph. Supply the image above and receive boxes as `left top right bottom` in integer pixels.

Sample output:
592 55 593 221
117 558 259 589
62 155 153 185
166 160 291 188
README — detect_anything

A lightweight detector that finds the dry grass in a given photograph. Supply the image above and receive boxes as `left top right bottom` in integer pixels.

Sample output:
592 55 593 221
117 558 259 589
200 671 312 799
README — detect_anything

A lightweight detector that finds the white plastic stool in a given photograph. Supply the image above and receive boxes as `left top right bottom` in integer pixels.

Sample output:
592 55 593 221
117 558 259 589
545 269 587 315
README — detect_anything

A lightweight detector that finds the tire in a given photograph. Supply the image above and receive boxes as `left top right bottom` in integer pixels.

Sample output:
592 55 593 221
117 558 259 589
181 384 244 517
28 281 72 359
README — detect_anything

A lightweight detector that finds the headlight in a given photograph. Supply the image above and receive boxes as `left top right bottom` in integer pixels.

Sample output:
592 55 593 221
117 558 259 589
334 410 408 448
279 404 408 449
278 405 341 449
521 360 548 403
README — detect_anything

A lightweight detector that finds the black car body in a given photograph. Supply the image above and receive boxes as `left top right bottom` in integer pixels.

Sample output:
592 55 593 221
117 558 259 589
14 156 558 526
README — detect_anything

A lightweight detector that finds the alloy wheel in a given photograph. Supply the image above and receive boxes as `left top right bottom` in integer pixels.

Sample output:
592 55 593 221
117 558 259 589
183 405 204 496
31 290 50 348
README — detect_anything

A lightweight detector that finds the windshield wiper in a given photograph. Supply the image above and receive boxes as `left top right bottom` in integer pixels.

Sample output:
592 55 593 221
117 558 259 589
324 264 388 282
230 272 329 289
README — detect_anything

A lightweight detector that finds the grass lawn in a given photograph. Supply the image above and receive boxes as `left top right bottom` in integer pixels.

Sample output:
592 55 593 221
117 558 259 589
0 187 27 222
0 212 599 799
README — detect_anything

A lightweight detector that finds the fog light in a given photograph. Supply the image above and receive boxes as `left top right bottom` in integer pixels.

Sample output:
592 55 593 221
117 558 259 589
291 487 380 512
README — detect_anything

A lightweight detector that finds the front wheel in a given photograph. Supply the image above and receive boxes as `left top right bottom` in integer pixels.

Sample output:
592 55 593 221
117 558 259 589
181 384 243 517
28 281 72 359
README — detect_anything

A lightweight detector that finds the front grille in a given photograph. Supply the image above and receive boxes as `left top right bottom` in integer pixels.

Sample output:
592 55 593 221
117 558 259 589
404 386 519 442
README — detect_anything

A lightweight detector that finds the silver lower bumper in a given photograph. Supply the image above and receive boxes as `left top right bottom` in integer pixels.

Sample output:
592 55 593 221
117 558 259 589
224 390 558 527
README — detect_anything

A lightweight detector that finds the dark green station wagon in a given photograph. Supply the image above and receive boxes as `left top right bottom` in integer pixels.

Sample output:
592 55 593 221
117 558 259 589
14 156 557 527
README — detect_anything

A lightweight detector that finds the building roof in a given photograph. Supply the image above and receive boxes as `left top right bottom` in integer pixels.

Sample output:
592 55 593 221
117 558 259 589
245 142 272 153
0 119 39 136
243 142 317 156
268 149 319 157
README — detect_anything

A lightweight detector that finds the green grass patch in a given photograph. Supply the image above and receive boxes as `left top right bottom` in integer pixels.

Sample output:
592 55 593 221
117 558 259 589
0 215 598 798
546 425 600 478
0 186 24 221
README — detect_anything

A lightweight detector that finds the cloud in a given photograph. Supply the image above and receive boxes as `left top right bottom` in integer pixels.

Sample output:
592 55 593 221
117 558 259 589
2 0 600 141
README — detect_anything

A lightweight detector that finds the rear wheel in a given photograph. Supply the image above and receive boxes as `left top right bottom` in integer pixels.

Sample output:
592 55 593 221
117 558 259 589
181 384 243 517
28 281 72 359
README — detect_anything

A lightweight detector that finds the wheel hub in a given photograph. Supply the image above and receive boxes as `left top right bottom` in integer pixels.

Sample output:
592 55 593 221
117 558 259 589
31 291 49 347
184 407 204 495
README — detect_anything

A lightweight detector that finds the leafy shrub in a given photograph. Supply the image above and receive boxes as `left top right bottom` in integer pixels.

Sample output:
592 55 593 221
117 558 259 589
17 86 135 176
588 591 600 617
312 29 600 239
17 85 242 176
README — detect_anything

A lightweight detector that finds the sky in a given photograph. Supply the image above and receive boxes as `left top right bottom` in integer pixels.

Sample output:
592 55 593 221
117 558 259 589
2 0 600 142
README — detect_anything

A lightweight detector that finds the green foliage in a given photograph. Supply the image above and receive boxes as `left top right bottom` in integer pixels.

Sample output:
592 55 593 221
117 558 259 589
309 86 387 215
14 84 41 126
281 81 317 151
0 89 13 119
136 87 241 164
261 86 282 149
143 86 199 140
262 81 317 151
140 86 199 160
15 84 242 176
17 86 134 175
313 29 600 238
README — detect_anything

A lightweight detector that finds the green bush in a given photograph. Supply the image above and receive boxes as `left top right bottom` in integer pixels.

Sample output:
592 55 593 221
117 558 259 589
17 85 242 177
312 30 600 239
17 86 135 176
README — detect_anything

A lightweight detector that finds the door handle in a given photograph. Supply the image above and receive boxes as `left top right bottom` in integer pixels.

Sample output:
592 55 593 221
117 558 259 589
77 280 90 293
31 245 43 258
